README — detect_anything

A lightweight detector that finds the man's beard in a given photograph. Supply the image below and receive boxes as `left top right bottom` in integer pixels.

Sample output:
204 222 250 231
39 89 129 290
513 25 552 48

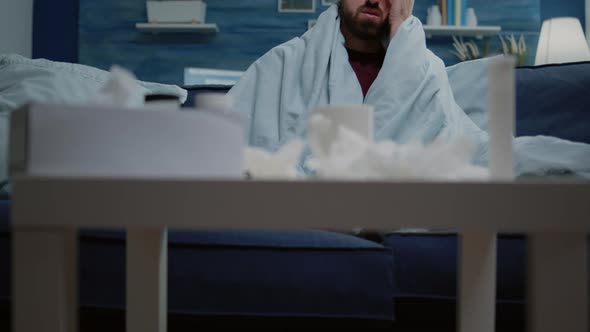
340 4 389 40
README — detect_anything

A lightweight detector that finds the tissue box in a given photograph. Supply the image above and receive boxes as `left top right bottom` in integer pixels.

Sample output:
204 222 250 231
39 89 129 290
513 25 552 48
9 103 245 178
147 1 207 23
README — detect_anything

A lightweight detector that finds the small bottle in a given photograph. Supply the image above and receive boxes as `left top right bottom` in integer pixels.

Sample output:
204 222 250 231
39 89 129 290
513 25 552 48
427 5 442 26
466 8 478 27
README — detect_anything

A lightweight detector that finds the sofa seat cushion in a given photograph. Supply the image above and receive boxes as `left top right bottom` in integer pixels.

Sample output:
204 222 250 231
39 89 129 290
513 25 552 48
382 233 525 302
78 228 394 320
0 207 395 321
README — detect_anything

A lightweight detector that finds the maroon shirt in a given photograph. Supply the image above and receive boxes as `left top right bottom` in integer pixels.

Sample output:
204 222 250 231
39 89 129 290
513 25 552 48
346 47 385 97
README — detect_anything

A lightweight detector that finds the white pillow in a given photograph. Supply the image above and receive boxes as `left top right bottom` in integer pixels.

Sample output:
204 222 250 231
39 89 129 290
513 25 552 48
446 55 498 131
0 53 187 113
0 54 188 192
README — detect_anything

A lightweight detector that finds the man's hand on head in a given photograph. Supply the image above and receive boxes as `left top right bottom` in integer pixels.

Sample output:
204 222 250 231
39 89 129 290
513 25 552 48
388 0 415 40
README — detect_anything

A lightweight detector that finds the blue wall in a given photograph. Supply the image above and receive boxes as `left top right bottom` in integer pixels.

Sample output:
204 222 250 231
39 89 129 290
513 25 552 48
31 0 586 85
78 0 548 85
540 0 586 29
80 0 322 84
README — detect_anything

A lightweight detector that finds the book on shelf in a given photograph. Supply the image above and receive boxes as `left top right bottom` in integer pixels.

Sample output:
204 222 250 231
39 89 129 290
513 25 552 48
460 0 467 25
454 0 461 26
438 0 468 27
439 0 447 25
447 0 454 25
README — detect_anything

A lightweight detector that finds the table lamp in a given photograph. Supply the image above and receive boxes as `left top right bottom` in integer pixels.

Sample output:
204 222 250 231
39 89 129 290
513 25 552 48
534 17 590 65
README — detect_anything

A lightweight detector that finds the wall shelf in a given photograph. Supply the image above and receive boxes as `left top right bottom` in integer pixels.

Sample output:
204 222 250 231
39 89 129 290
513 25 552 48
423 25 501 39
136 23 219 34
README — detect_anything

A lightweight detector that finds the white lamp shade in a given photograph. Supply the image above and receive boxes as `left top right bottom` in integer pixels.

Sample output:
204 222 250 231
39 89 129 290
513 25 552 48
535 17 590 65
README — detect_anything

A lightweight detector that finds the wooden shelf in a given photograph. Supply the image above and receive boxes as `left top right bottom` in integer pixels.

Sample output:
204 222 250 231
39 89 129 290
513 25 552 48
423 25 501 39
136 23 219 34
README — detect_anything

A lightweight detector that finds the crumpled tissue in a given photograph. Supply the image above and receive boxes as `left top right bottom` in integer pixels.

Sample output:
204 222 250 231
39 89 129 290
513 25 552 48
243 113 489 181
306 113 490 181
87 65 146 108
244 139 305 179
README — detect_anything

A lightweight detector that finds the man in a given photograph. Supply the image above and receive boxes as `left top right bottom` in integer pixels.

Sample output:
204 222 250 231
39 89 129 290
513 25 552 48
228 0 590 178
229 0 461 151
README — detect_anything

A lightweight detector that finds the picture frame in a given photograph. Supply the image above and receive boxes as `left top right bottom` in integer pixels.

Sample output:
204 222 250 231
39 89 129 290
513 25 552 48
321 0 339 6
277 0 316 13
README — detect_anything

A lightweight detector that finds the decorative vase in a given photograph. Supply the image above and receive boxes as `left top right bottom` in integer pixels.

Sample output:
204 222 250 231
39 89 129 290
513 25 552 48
466 8 478 27
427 5 442 26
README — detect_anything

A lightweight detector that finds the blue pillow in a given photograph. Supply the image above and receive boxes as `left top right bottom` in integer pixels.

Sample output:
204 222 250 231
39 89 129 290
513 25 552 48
515 61 590 144
447 58 590 145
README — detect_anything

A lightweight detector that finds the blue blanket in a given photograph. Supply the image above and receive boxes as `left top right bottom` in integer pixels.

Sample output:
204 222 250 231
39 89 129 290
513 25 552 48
228 5 590 179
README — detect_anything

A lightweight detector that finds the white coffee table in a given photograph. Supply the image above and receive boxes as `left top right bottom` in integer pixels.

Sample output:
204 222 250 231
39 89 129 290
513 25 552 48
10 176 590 332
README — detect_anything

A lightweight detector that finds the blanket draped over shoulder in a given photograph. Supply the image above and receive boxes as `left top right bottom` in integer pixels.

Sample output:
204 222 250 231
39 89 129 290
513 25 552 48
228 5 590 178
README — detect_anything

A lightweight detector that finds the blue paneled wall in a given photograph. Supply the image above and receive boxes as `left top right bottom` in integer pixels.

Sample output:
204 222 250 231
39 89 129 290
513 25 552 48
541 0 586 29
80 0 323 84
79 0 544 85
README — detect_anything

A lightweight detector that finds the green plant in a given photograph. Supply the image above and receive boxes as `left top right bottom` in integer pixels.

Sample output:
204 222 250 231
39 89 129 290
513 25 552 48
498 34 528 66
450 36 489 62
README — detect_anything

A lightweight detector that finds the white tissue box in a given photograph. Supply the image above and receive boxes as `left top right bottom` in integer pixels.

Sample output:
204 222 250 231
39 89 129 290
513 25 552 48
9 103 245 178
146 1 207 23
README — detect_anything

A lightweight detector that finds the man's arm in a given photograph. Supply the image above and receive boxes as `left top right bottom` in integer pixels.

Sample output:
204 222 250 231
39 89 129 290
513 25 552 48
388 0 415 40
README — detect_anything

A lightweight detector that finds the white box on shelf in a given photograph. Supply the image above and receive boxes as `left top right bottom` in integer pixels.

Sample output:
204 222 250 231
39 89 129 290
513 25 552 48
146 1 207 23
9 103 245 178
136 23 219 34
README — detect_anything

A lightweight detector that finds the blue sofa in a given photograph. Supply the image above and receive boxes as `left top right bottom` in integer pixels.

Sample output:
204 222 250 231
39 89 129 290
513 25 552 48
1 60 589 331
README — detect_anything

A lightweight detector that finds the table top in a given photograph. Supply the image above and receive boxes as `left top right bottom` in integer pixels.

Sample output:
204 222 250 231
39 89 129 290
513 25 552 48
11 176 590 232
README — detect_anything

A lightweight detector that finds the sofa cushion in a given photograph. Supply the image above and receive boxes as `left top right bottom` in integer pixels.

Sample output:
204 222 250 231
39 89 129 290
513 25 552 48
515 61 590 144
77 228 395 320
0 203 395 321
382 233 525 302
444 58 590 145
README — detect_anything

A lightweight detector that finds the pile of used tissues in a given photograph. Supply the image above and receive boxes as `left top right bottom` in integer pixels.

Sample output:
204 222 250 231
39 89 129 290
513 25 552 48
244 112 489 181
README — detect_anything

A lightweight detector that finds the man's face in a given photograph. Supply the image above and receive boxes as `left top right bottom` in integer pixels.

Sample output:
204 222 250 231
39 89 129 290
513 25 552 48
340 0 391 40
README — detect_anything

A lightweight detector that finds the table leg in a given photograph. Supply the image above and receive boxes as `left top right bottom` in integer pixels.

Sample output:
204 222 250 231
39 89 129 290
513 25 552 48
528 233 588 332
13 228 78 332
126 228 168 332
458 231 497 332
